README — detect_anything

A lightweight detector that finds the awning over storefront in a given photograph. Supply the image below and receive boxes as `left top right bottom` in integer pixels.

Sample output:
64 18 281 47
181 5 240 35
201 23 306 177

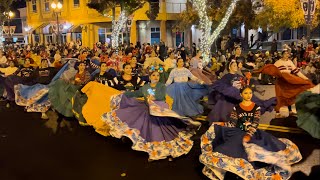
68 24 82 33
29 22 50 34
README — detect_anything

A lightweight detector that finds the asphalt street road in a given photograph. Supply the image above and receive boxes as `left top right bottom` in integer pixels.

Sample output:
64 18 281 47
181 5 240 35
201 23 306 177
0 100 319 180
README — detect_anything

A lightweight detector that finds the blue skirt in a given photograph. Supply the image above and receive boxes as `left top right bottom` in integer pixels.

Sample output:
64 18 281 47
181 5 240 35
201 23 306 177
166 82 208 117
14 84 50 112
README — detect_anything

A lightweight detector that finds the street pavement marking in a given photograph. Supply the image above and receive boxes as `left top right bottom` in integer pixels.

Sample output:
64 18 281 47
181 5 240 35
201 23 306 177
258 124 305 134
195 117 305 134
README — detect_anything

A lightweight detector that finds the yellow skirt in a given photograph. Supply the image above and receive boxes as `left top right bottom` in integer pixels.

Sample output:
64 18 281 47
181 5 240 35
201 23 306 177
81 81 121 136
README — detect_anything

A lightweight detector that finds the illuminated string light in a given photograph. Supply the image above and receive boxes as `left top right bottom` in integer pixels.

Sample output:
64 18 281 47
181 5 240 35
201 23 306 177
191 0 239 63
111 11 128 49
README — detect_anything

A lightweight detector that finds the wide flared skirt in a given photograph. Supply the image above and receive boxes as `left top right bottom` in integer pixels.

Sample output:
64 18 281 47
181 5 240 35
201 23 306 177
81 82 121 137
296 90 320 139
207 95 276 123
101 94 197 160
72 91 88 126
48 79 80 117
199 125 302 180
190 68 214 85
254 64 314 111
13 59 79 113
4 75 34 101
14 84 51 112
166 82 208 117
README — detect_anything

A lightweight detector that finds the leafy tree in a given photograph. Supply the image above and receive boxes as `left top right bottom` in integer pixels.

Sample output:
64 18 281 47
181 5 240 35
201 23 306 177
0 0 14 23
174 0 256 49
146 0 159 20
254 0 306 31
87 0 145 16
87 0 158 48
175 0 256 32
172 2 198 32
188 0 239 62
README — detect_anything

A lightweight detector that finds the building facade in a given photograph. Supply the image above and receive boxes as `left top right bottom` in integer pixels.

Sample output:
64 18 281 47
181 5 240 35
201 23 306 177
26 0 198 49
2 8 28 44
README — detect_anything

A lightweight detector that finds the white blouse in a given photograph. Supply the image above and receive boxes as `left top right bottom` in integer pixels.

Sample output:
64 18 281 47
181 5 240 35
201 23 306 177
165 67 200 85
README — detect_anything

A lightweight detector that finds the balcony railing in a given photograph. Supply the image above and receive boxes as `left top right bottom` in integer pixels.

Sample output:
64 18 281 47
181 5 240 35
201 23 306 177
166 2 187 13
148 2 187 14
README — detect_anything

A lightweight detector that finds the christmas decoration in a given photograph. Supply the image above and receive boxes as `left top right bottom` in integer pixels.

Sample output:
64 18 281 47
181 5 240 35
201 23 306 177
87 0 147 49
111 11 128 48
191 0 239 63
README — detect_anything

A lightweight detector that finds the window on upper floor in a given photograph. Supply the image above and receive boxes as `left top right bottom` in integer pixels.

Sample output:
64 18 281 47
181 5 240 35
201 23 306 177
32 0 37 13
44 0 50 12
166 0 187 13
74 0 80 7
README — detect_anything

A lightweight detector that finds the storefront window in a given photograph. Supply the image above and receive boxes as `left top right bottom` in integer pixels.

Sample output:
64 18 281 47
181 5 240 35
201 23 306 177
151 27 160 45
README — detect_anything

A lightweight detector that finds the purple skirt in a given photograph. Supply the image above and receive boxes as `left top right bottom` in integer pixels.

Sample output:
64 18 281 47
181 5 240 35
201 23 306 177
102 94 197 160
207 94 276 123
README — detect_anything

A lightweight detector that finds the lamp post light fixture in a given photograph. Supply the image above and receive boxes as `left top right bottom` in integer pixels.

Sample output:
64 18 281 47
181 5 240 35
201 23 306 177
4 11 15 39
300 0 317 42
51 1 63 45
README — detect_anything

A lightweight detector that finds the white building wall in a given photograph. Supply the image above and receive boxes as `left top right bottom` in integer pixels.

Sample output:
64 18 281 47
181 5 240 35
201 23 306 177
137 21 161 44
166 0 187 13
248 29 259 46
137 21 180 47
268 33 277 41
19 7 27 17
136 20 204 49
191 25 201 46
166 26 173 48
18 8 28 43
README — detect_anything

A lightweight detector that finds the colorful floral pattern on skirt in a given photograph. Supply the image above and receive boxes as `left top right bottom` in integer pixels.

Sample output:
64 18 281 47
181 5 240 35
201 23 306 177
101 94 196 160
199 125 302 180
14 84 51 112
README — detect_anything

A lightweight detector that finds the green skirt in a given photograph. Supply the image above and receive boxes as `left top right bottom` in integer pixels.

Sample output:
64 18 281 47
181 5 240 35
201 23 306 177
48 79 81 117
296 91 320 139
72 90 88 126
159 70 170 84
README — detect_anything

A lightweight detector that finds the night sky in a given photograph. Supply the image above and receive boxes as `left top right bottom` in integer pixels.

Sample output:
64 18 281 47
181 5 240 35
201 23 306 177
12 0 26 9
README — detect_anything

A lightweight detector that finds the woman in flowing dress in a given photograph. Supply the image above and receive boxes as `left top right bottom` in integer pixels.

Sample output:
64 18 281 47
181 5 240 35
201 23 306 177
101 69 201 161
200 86 302 180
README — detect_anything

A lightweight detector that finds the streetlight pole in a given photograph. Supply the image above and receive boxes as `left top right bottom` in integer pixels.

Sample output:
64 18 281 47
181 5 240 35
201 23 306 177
56 11 60 44
51 2 62 45
5 11 14 43
8 14 10 37
301 0 317 43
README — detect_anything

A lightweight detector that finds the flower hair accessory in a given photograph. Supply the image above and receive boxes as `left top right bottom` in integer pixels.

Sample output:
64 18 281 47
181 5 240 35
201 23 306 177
149 65 164 73
240 72 254 89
